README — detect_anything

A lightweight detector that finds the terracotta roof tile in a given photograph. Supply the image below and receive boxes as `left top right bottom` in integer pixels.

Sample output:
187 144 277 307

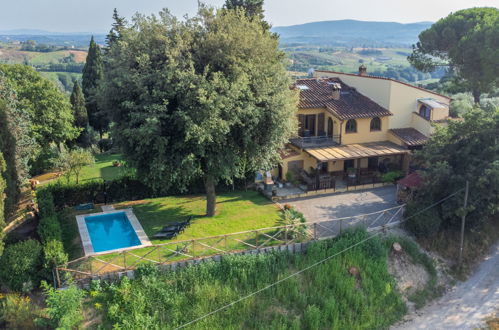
389 128 428 147
294 78 393 120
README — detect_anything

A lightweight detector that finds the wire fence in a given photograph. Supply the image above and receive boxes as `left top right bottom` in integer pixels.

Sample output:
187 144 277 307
56 205 404 286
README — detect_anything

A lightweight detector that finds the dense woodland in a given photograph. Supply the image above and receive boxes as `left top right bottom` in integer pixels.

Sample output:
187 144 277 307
0 2 498 329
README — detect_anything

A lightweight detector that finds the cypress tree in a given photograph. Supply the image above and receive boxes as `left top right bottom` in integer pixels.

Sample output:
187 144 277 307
82 36 106 137
70 81 88 128
70 81 90 147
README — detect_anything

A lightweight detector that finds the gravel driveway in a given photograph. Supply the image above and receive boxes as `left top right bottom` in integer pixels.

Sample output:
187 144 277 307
280 186 403 237
392 242 499 330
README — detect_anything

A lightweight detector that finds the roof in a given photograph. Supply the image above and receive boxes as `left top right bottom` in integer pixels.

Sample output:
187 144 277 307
304 141 409 162
294 78 393 120
418 98 449 109
397 172 423 188
315 70 452 101
389 128 428 147
279 148 300 159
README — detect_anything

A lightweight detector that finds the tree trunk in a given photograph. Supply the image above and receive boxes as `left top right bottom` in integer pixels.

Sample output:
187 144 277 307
204 175 216 217
472 89 481 104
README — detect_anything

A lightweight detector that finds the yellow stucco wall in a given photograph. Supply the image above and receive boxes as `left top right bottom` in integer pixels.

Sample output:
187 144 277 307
297 108 341 137
314 70 450 133
411 112 434 136
340 116 389 144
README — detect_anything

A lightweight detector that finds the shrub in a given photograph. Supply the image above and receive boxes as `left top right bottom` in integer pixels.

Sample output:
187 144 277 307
382 171 404 183
277 208 308 239
43 240 68 270
0 239 43 292
0 293 40 329
36 282 85 329
404 201 442 237
36 189 55 218
135 263 159 280
37 215 62 244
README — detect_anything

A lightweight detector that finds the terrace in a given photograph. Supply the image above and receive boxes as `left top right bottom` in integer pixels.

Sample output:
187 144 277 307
289 135 340 149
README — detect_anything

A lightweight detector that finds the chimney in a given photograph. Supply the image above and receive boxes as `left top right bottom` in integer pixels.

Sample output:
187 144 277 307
330 82 341 100
358 64 367 76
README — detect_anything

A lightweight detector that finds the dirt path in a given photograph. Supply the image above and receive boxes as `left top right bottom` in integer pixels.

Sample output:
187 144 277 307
392 243 499 330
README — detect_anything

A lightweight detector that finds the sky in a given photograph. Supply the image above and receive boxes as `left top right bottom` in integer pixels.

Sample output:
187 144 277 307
0 0 498 32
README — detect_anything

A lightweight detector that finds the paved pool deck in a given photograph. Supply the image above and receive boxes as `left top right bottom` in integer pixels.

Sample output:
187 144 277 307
76 206 152 256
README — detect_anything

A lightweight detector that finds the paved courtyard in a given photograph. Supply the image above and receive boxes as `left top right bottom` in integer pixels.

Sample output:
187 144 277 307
280 186 403 237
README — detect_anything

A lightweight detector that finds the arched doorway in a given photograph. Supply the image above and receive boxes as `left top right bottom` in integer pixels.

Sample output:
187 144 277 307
327 118 333 137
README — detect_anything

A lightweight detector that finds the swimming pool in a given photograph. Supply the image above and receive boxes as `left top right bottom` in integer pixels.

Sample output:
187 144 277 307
76 209 151 255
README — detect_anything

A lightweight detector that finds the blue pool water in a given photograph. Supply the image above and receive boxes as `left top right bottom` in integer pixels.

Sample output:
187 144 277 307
84 211 141 252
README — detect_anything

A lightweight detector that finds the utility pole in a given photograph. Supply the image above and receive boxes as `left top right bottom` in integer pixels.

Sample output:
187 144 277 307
458 181 469 267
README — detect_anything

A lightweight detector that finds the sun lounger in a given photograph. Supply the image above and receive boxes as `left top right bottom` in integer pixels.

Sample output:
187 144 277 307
152 231 177 239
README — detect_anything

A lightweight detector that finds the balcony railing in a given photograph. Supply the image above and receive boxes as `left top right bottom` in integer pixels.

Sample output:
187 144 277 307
289 135 340 149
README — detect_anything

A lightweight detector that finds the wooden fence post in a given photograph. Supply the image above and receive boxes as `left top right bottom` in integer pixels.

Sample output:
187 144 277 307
313 223 317 240
123 252 127 271
191 240 196 258
255 230 259 247
224 235 228 251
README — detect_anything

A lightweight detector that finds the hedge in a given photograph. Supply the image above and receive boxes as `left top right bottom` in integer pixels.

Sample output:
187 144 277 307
38 215 62 244
41 175 249 209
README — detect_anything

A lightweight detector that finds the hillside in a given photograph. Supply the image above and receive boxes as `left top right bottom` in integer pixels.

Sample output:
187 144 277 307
272 19 432 47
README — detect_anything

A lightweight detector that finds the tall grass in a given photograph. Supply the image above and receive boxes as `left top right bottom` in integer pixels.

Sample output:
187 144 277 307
92 228 407 329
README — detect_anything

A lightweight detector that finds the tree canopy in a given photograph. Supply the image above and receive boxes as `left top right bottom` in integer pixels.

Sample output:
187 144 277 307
406 107 499 236
0 151 6 257
409 7 499 103
0 64 78 147
100 7 297 215
0 73 36 213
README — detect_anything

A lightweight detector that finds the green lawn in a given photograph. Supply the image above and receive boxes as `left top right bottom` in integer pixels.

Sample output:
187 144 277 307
65 191 282 272
48 153 125 185
116 190 281 244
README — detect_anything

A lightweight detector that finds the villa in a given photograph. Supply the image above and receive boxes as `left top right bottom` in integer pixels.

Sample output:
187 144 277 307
270 65 451 195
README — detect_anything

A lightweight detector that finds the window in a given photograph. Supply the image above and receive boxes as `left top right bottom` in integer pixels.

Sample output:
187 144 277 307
419 105 431 120
345 119 357 133
370 117 381 131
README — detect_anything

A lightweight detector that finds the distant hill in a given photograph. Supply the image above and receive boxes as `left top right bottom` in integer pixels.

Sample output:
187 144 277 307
0 30 106 48
272 20 432 47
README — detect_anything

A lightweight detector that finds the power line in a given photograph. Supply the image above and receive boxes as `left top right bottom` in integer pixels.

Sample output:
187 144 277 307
175 232 382 330
174 188 464 330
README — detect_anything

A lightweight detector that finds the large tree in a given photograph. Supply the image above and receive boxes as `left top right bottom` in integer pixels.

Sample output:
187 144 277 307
0 64 77 147
82 36 107 137
406 107 499 236
100 7 297 216
409 7 499 103
0 73 36 213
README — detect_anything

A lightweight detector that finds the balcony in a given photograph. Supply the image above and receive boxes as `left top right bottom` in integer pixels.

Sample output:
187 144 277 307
289 135 340 149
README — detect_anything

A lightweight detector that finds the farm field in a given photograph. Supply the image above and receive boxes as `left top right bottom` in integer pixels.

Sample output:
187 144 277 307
285 47 413 73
